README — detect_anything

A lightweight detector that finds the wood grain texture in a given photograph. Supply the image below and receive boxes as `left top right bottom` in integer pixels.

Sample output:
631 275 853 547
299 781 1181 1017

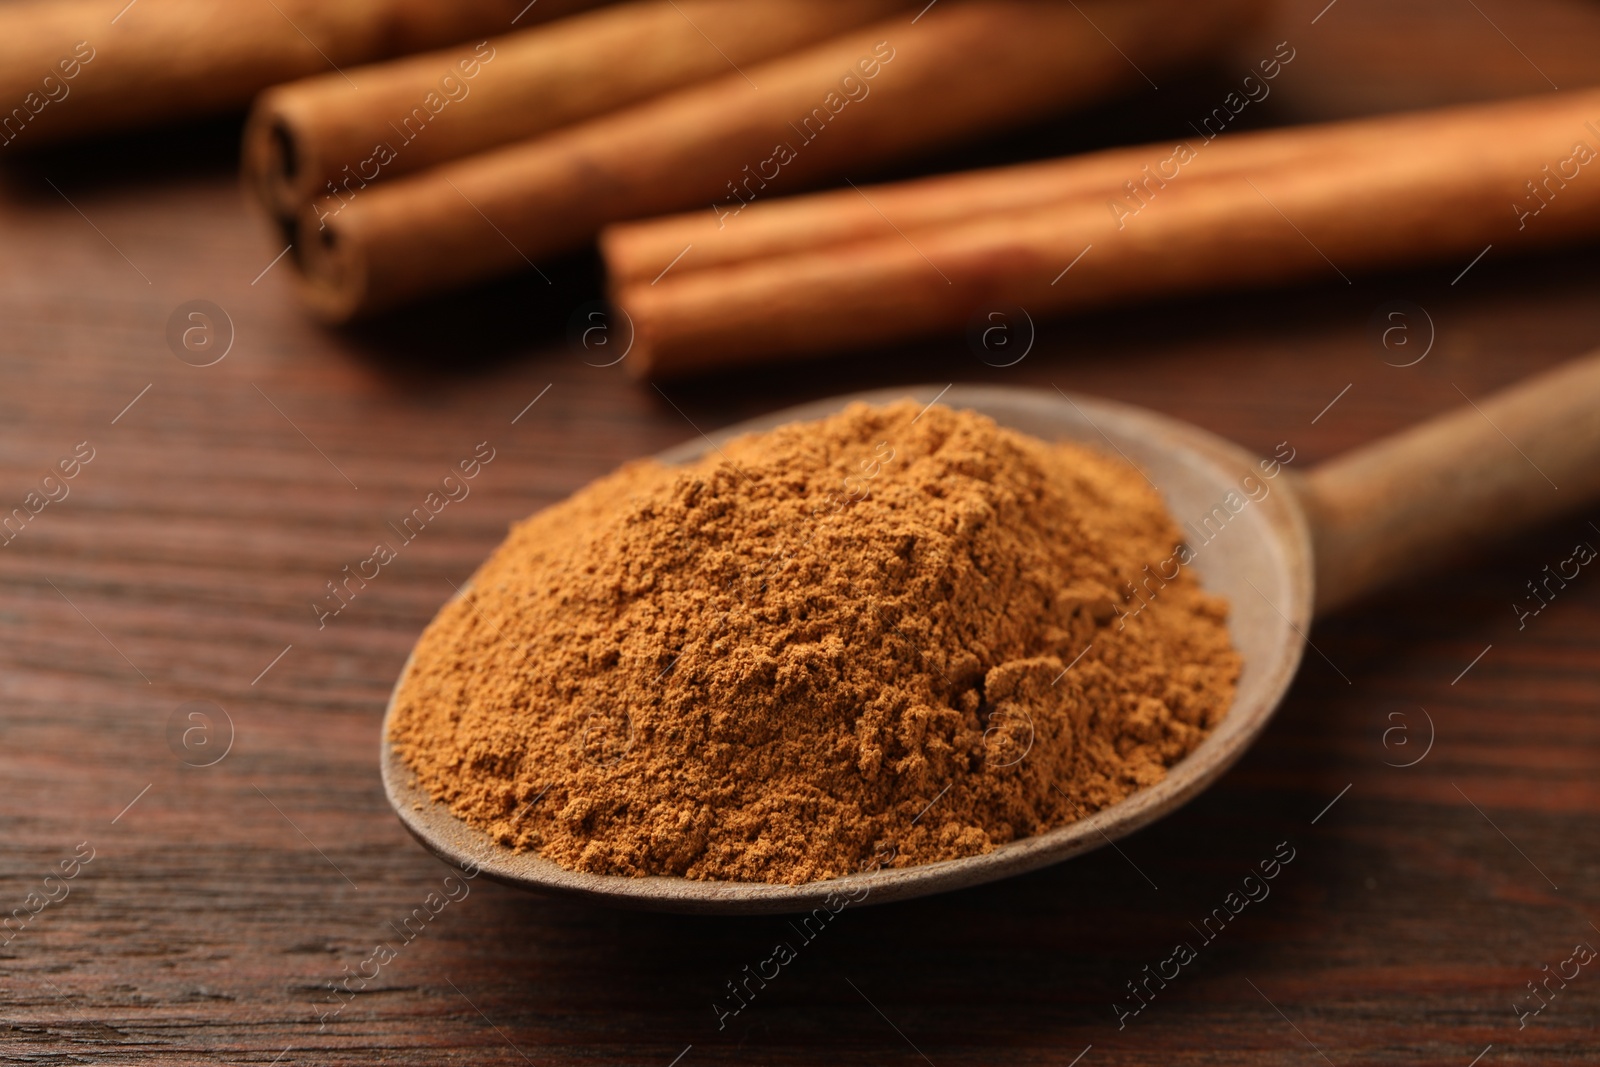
2 0 1599 1063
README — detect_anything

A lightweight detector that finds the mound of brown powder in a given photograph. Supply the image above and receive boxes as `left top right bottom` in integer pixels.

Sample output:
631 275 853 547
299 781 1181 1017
388 401 1239 884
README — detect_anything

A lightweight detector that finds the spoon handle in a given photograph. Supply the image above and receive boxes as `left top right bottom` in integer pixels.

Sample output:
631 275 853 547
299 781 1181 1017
1297 353 1600 616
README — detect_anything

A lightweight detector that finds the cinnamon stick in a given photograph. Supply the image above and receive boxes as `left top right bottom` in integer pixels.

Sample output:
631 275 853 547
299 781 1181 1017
244 0 912 227
603 42 1317 288
289 0 1270 322
0 0 604 149
612 89 1600 377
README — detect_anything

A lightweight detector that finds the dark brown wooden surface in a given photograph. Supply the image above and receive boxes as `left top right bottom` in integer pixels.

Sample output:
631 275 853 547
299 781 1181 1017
3 0 1600 1063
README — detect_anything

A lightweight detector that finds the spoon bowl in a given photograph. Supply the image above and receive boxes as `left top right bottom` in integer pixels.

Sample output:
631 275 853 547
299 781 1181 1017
382 384 1314 913
384 356 1600 913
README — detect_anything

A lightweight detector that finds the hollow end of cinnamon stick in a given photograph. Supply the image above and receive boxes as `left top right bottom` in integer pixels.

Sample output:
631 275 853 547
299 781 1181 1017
242 103 306 228
292 210 371 324
289 179 520 323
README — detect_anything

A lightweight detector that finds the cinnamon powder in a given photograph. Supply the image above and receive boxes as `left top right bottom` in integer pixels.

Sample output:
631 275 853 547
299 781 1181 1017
388 401 1239 884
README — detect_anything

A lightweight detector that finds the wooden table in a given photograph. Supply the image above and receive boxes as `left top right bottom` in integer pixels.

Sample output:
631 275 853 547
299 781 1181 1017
3 0 1599 1062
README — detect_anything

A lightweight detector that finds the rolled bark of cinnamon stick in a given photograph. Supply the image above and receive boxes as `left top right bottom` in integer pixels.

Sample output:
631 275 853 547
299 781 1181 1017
0 0 605 149
244 0 913 226
613 88 1600 378
603 55 1354 288
291 0 1270 322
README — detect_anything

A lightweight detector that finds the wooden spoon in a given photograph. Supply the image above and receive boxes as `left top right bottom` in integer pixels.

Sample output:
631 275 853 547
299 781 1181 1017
382 355 1600 913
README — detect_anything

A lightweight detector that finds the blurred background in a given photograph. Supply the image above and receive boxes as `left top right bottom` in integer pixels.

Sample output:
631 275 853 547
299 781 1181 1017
2 0 1598 1062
